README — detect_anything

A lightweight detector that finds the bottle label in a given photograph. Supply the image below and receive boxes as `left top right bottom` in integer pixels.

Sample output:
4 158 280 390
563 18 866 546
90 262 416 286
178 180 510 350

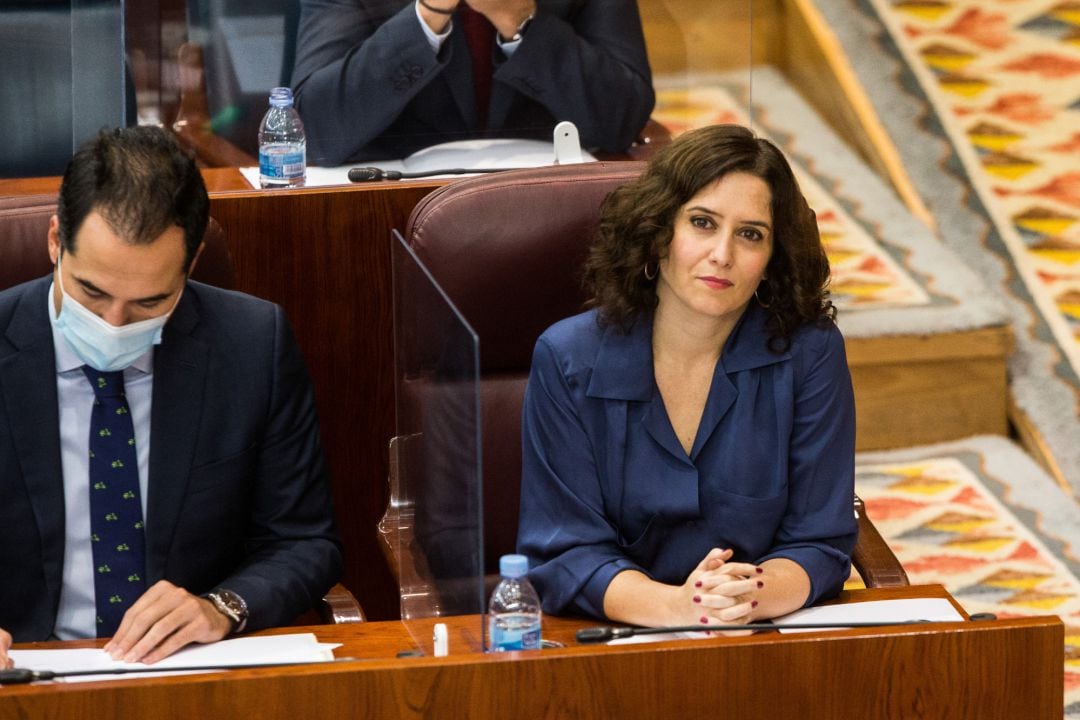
259 145 305 180
488 614 541 652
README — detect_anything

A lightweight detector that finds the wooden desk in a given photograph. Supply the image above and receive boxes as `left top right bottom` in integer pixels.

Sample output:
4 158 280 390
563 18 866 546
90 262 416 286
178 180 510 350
2 586 1064 719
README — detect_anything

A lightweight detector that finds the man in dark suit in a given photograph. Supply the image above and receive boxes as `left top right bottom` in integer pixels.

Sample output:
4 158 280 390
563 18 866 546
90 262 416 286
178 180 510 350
291 0 655 165
0 126 342 667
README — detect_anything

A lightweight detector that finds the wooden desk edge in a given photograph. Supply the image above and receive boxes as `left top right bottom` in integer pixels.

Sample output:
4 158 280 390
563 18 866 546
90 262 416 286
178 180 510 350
5 585 1063 696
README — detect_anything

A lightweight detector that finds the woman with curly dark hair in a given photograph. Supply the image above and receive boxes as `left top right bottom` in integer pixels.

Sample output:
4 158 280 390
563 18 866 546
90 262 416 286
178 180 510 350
517 124 856 628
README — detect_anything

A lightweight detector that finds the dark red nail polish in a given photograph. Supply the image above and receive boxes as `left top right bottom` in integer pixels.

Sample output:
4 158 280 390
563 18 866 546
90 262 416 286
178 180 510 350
693 595 701 603
700 616 709 624
756 567 764 574
757 580 764 588
694 580 703 588
752 600 759 608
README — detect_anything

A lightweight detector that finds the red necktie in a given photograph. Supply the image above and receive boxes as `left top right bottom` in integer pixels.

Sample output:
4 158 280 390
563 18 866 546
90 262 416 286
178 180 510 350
458 5 494 128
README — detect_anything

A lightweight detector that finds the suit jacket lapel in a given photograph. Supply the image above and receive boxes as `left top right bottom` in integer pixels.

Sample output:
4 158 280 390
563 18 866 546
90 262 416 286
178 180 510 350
1 278 65 604
144 288 209 584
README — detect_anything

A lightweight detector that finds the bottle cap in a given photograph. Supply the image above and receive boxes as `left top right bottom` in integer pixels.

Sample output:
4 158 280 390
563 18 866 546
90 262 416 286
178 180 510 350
269 86 294 108
499 554 528 578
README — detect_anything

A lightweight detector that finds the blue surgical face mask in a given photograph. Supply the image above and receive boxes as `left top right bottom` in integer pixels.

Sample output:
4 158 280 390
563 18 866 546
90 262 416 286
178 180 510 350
53 251 181 372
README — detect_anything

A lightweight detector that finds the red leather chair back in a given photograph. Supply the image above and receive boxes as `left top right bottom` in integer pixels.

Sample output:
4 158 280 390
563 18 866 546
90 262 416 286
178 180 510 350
404 162 645 574
0 194 235 291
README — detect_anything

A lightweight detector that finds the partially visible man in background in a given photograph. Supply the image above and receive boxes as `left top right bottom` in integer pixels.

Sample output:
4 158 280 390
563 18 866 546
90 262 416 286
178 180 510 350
292 0 655 164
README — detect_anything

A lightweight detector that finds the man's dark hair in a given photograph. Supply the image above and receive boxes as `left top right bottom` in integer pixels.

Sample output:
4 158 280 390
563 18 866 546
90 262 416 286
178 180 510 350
582 124 834 352
56 126 209 270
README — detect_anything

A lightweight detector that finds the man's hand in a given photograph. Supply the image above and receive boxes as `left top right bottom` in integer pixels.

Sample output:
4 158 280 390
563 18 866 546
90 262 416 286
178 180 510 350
465 0 536 41
418 0 459 34
0 628 12 670
103 580 233 664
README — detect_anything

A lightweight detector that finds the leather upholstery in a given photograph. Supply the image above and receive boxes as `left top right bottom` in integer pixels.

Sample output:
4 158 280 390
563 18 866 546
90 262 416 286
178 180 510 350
406 162 645 574
0 194 235 291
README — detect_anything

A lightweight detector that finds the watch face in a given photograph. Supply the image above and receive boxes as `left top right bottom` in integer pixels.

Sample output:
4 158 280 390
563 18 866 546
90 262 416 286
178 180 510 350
211 590 248 628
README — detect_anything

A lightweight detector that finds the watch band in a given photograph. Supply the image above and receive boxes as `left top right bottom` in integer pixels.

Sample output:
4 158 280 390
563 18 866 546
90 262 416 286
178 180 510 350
205 589 249 633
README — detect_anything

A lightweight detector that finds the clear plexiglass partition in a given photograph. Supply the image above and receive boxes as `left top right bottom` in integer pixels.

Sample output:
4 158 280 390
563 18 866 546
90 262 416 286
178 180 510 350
388 229 485 654
2 0 127 177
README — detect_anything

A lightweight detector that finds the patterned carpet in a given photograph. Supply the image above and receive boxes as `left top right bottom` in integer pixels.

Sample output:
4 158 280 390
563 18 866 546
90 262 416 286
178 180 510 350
871 0 1080 369
856 436 1080 717
818 0 1080 489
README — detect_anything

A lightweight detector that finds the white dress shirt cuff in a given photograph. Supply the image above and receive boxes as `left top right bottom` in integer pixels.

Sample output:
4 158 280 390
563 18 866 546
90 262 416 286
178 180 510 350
415 1 453 54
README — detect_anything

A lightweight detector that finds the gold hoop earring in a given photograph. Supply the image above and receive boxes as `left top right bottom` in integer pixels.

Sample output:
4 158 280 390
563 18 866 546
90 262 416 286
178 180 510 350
644 261 658 281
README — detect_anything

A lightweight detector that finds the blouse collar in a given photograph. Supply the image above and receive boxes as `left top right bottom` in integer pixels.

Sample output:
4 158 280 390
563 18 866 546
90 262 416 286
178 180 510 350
585 301 791 401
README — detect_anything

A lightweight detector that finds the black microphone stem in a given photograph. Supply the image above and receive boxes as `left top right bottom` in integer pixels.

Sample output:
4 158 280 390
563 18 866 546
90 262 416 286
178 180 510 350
0 657 356 685
348 166 529 182
576 619 935 644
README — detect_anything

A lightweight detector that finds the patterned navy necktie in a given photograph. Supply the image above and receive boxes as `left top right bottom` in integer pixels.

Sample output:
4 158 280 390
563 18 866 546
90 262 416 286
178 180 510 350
82 367 146 638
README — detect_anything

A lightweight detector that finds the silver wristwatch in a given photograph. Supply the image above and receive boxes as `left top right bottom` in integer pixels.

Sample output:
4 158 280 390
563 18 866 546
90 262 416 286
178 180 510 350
205 589 249 633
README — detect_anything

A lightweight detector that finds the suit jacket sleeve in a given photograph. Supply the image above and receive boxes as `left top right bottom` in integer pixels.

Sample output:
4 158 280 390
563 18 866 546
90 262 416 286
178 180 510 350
292 0 454 165
494 2 655 153
203 305 343 631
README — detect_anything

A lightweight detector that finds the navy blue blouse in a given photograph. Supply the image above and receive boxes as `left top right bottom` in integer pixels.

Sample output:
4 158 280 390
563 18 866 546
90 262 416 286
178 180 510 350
516 302 857 618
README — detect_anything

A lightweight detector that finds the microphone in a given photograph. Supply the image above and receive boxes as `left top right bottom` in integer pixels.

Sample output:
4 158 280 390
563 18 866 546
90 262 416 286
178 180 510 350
0 657 355 685
575 619 935 644
348 166 399 182
347 166 522 182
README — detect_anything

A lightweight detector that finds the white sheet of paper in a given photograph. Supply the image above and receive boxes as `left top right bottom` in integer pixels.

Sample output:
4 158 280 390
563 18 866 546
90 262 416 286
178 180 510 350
608 631 709 645
9 632 341 683
240 138 597 189
773 597 965 633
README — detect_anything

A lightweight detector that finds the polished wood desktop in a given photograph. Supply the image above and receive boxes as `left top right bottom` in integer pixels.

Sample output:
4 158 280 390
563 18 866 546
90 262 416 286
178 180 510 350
2 586 1063 719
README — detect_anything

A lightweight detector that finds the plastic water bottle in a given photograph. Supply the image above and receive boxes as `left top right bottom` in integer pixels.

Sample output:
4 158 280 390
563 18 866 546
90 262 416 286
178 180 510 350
258 87 306 188
487 554 542 652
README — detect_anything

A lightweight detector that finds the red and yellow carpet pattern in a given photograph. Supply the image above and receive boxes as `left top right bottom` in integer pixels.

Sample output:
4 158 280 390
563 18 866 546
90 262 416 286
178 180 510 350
873 0 1080 387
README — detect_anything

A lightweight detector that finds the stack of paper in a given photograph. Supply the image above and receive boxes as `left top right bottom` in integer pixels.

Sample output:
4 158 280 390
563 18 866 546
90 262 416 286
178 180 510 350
8 633 341 683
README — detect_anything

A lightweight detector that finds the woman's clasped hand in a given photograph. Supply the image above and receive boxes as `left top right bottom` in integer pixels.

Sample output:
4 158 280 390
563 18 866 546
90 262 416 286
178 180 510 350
685 548 760 626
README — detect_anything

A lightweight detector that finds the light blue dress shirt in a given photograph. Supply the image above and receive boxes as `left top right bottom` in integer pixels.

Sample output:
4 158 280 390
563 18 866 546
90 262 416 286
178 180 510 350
48 284 154 640
517 302 858 619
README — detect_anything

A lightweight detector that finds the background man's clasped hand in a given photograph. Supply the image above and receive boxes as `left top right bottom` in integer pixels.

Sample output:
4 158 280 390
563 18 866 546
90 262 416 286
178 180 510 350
418 0 536 39
1 628 11 670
